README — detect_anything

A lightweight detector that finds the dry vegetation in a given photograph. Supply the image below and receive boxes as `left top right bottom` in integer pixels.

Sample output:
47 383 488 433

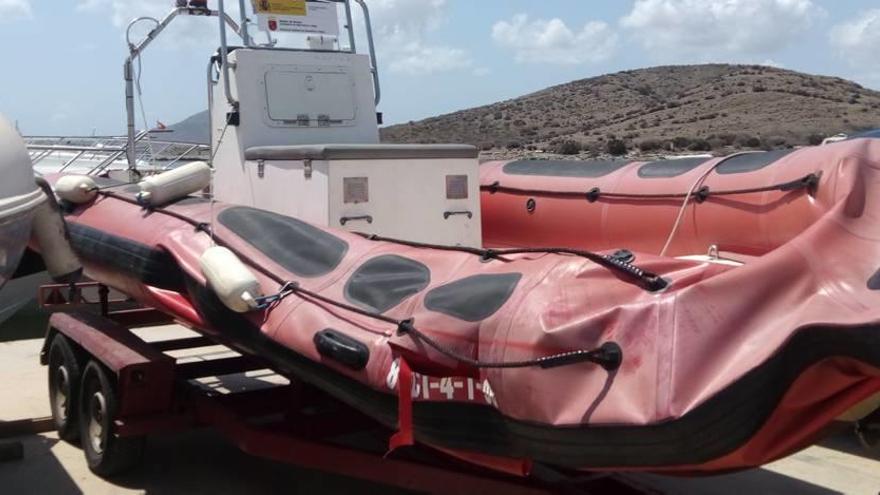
381 64 880 158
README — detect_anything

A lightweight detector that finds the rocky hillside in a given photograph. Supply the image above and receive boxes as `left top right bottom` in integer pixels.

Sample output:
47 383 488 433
381 64 880 156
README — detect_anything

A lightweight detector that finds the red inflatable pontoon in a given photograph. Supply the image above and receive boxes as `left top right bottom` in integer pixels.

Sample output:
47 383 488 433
42 138 880 475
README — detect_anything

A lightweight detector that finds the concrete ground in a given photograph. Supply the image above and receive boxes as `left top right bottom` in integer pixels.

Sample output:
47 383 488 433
1 331 879 494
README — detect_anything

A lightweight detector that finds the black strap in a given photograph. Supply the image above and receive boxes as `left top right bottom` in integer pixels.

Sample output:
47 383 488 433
359 234 668 293
97 190 624 372
276 286 623 371
483 172 821 202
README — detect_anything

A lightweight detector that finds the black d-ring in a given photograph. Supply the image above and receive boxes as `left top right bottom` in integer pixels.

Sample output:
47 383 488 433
695 186 711 204
526 198 537 213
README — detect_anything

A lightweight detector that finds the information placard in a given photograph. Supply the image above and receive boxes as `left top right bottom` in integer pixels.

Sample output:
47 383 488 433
254 1 339 36
252 0 306 16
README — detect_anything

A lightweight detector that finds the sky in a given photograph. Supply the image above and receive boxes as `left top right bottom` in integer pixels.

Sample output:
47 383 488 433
1 0 879 136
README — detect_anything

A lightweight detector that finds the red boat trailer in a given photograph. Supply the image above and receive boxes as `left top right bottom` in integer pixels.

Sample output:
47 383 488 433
36 282 645 495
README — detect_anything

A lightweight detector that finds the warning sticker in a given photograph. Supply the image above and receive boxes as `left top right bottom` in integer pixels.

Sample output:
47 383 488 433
252 0 306 16
344 177 369 204
445 175 469 200
255 1 339 35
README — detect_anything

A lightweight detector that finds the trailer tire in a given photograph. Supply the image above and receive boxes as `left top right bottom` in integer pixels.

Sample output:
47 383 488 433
79 360 144 477
856 407 880 451
47 334 83 443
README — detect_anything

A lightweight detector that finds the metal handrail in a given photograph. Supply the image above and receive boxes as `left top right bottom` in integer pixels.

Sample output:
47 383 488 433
212 0 381 106
90 130 151 175
163 144 202 170
117 0 383 174
28 145 127 153
353 0 381 105
59 151 87 173
124 7 244 170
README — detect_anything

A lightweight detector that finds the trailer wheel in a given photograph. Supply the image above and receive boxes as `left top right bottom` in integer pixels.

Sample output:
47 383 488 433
856 409 880 451
47 334 82 443
79 360 144 477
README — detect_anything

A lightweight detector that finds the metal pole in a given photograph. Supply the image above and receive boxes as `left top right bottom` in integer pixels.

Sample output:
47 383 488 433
124 8 183 169
353 0 380 105
343 0 356 53
122 7 243 169
124 59 137 169
237 0 251 46
207 57 214 150
218 0 238 108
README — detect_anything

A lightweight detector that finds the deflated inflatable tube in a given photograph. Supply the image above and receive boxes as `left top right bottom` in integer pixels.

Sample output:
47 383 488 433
314 329 370 370
33 177 83 283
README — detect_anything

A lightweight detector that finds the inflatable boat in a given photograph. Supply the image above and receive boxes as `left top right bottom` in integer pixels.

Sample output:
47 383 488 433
42 137 880 475
0 115 45 293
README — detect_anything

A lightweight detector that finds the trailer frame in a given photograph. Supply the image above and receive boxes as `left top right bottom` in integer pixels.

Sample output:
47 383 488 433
36 282 643 495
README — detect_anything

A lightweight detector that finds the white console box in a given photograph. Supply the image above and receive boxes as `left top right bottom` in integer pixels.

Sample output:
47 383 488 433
209 48 482 247
212 48 381 151
213 144 482 247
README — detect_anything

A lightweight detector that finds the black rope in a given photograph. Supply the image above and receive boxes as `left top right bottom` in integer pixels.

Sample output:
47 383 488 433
77 180 142 193
96 190 623 371
357 233 668 292
482 172 820 202
265 283 623 371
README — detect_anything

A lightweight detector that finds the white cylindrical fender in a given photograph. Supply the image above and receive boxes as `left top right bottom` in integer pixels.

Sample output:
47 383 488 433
55 175 98 204
137 161 212 207
32 193 83 282
199 246 263 313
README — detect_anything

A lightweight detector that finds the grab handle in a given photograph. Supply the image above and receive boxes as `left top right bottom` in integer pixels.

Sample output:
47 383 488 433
314 329 370 370
443 210 473 220
340 215 373 226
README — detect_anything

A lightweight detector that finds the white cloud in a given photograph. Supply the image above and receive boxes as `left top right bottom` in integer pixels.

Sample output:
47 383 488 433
492 14 617 65
472 67 491 77
389 44 473 75
621 0 822 60
77 0 166 29
360 0 475 76
830 9 880 67
0 0 32 21
367 0 448 44
76 0 240 47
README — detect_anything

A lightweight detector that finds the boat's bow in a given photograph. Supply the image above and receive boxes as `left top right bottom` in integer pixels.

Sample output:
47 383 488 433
0 114 43 291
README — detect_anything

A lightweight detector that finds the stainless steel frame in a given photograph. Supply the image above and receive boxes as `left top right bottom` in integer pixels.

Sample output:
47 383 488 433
26 134 209 176
124 7 243 169
124 1 382 170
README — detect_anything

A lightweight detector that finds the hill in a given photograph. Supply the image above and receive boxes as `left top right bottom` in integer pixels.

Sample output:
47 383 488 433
163 110 210 145
380 64 880 156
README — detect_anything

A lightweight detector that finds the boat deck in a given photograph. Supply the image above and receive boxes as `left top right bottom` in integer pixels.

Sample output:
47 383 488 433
1 325 878 494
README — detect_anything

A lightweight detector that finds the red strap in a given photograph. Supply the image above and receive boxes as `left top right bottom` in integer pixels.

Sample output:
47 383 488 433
389 359 415 452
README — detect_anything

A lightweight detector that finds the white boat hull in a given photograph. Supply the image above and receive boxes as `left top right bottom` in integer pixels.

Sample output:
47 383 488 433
0 272 49 325
0 199 38 291
0 113 43 305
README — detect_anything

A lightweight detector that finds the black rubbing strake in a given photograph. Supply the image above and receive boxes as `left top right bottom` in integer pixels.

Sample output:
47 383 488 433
218 206 348 278
638 157 710 178
187 278 880 469
344 255 431 313
67 223 185 291
716 149 795 175
425 273 522 322
503 160 632 178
